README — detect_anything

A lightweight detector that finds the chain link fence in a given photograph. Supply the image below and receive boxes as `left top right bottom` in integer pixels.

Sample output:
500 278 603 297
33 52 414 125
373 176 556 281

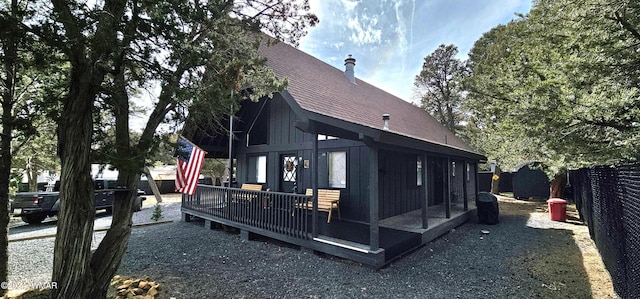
570 164 640 298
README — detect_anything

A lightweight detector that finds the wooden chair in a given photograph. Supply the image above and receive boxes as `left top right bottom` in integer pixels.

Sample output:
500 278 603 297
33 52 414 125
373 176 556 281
300 188 341 223
240 184 263 191
237 184 263 203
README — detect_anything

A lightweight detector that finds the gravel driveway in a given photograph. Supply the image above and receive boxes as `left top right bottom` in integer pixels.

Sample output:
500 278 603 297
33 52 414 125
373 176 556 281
7 196 618 298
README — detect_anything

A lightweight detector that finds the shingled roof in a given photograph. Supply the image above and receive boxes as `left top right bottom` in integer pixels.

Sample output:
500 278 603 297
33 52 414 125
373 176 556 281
258 41 481 157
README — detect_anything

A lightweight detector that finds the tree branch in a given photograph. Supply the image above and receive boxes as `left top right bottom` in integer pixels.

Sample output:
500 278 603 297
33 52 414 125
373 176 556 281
614 10 640 43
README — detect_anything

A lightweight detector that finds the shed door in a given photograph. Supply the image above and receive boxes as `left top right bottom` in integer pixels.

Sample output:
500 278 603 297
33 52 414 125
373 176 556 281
280 154 298 193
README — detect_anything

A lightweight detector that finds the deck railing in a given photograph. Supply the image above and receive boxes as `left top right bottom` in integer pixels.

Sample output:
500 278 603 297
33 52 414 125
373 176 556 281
183 185 312 240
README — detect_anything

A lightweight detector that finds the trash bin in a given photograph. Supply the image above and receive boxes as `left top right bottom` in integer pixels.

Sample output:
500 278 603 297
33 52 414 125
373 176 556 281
477 192 499 224
547 198 567 221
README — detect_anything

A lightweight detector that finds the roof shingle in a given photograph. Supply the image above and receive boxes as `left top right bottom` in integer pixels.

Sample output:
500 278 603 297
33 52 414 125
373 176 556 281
259 41 475 153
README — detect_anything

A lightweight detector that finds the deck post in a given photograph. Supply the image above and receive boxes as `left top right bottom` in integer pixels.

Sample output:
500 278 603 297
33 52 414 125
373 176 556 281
446 157 451 219
181 212 191 222
311 133 318 238
241 230 255 241
421 154 429 229
205 219 215 229
181 193 191 222
226 187 232 218
463 160 468 211
369 146 380 251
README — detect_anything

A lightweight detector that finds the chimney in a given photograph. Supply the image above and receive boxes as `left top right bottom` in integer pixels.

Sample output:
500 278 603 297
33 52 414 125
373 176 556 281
382 114 390 130
344 54 356 84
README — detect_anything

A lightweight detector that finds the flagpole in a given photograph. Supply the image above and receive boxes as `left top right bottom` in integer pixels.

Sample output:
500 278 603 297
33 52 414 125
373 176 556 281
227 89 234 187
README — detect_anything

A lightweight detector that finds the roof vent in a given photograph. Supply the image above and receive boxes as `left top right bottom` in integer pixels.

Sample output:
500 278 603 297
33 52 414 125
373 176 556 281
382 114 390 131
344 54 356 84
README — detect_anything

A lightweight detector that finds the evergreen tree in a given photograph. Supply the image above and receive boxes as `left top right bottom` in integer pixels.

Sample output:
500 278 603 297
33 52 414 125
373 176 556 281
414 44 467 136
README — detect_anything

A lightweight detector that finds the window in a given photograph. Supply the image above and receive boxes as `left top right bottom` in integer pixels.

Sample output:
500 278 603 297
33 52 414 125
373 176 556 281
248 155 267 183
328 151 347 188
452 161 456 177
417 158 423 186
318 134 338 140
247 101 269 146
282 156 297 182
466 163 471 182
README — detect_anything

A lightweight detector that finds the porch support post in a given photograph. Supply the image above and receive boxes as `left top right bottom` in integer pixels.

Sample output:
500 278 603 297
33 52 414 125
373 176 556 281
421 154 429 229
311 133 318 238
475 161 480 205
369 146 380 251
463 160 468 211
227 91 234 187
446 157 451 219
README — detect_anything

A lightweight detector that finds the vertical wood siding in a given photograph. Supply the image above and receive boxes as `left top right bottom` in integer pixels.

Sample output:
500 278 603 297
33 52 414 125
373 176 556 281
378 150 423 219
235 95 479 223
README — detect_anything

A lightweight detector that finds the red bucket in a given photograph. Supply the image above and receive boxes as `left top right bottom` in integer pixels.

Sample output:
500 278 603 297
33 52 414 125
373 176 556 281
547 198 567 221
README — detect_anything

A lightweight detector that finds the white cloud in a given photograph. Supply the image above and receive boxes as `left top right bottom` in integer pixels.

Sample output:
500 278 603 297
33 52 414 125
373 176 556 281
347 15 382 45
299 0 532 103
340 0 358 11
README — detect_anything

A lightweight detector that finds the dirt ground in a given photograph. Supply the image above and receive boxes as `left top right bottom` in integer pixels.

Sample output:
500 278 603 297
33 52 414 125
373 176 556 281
496 195 618 299
142 192 183 206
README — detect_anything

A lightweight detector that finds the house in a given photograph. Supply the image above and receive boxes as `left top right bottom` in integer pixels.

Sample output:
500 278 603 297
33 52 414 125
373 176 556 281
181 40 486 268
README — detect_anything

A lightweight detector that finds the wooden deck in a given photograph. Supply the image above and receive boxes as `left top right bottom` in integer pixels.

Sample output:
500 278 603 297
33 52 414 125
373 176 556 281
181 185 476 268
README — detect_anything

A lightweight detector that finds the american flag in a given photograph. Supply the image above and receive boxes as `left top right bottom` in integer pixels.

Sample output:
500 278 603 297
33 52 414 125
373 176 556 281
175 136 206 195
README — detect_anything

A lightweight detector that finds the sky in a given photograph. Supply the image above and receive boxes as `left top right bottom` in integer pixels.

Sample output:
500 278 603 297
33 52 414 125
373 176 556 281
298 0 532 104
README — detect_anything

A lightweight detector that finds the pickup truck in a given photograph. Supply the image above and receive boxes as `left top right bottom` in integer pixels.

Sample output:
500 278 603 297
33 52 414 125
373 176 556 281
9 179 146 224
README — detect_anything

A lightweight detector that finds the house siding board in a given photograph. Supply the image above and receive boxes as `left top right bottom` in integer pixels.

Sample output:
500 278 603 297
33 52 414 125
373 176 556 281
466 162 478 203
427 157 435 206
289 110 297 144
449 159 465 206
268 98 277 145
428 156 448 206
359 146 371 222
268 152 278 190
347 146 360 221
378 150 423 219
237 153 246 184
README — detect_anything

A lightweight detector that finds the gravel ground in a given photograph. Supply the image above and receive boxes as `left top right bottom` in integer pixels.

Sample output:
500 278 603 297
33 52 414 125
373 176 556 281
6 197 181 290
7 195 618 298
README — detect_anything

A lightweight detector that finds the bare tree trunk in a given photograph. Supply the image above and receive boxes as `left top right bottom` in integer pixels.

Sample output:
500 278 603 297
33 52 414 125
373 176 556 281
27 158 38 192
88 174 139 298
48 0 127 296
51 63 97 298
0 94 12 299
550 172 567 199
86 68 145 297
0 0 18 294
